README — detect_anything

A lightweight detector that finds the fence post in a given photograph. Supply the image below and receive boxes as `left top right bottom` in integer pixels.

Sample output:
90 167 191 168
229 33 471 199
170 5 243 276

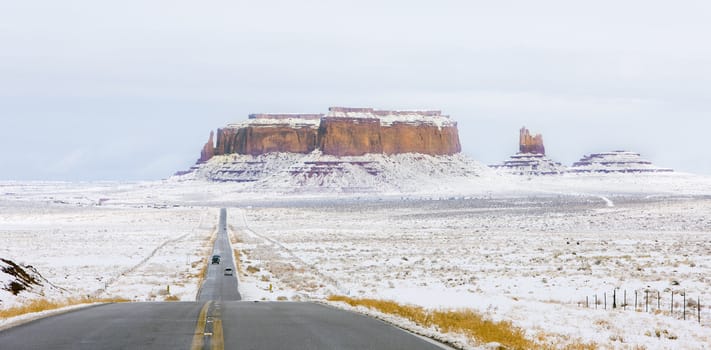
595 294 598 309
699 297 701 323
624 290 627 310
613 289 617 309
604 292 607 310
645 290 649 312
671 291 674 315
586 296 589 308
683 291 686 320
657 291 660 310
635 290 638 311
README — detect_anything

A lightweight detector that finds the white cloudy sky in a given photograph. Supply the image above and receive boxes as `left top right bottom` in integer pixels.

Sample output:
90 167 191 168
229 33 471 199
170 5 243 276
1 1 710 180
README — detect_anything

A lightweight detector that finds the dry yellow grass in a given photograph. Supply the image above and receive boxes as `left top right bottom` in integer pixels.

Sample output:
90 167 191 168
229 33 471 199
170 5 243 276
164 295 180 302
328 295 532 349
228 225 243 244
0 297 129 319
233 249 244 275
196 263 208 284
228 226 245 275
328 296 598 350
194 227 219 287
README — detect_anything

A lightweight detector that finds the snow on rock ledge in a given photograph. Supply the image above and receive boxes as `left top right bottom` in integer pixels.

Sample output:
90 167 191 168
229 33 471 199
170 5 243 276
492 153 566 176
175 151 488 193
570 151 673 174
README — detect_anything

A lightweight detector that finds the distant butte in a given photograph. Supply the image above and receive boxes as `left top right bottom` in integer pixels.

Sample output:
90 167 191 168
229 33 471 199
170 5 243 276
492 126 564 175
519 127 545 155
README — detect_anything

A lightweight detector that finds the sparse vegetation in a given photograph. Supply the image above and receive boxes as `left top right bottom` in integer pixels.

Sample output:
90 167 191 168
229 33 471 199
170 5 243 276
233 249 244 275
328 296 599 350
193 227 219 287
0 297 129 319
537 333 593 350
228 225 243 243
328 295 534 349
164 295 180 301
554 343 598 350
228 227 246 275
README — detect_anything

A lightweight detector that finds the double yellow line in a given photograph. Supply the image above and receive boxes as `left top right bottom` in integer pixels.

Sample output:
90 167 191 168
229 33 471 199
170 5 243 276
191 301 224 350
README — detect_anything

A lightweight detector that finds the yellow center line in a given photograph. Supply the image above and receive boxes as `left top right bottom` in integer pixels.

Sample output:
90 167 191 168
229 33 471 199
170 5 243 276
211 318 224 350
191 301 212 350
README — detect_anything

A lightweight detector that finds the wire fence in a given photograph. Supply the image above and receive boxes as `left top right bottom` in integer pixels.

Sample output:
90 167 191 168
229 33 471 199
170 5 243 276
579 288 703 323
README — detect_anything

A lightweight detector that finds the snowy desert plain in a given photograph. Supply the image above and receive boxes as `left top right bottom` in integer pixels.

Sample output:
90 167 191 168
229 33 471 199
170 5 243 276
2 168 711 349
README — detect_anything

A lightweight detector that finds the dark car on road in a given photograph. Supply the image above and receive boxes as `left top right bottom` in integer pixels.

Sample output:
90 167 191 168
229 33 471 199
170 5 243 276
211 255 221 264
224 268 233 276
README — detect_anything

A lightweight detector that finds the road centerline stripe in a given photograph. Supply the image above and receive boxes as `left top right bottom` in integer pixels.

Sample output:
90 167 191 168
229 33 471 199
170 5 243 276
191 301 212 350
211 318 224 350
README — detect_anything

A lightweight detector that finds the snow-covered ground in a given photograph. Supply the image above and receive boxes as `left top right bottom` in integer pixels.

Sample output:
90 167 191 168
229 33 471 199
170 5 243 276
2 172 711 348
228 195 711 349
0 195 218 309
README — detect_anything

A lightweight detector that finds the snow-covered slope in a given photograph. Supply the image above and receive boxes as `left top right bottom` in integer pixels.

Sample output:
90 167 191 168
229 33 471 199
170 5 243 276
491 153 566 176
570 151 673 173
1 258 64 308
174 151 490 193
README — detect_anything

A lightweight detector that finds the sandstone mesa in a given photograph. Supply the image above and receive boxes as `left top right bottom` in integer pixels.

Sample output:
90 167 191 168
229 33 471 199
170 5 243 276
198 107 461 162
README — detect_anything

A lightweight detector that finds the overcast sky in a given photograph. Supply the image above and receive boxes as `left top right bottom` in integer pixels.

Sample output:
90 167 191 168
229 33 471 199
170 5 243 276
2 1 710 180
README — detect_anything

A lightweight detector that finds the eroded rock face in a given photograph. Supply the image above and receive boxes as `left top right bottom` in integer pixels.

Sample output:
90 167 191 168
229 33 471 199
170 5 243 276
381 122 460 155
235 125 318 156
519 127 545 155
198 131 215 163
318 117 383 156
205 107 462 158
215 125 318 156
215 127 238 156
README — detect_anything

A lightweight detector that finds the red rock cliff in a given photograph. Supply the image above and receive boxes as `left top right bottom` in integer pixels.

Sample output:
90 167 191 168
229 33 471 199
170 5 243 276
318 117 383 156
519 127 545 155
205 107 462 159
198 131 215 163
215 125 318 156
380 122 460 155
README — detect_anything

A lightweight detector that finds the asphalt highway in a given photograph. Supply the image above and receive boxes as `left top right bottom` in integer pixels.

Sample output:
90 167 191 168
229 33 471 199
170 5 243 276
0 302 203 350
220 301 445 350
197 208 241 301
0 208 448 350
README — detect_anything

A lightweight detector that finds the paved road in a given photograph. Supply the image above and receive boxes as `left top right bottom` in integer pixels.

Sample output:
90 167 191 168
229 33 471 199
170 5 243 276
197 208 241 301
220 301 445 350
0 208 448 350
0 302 203 350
